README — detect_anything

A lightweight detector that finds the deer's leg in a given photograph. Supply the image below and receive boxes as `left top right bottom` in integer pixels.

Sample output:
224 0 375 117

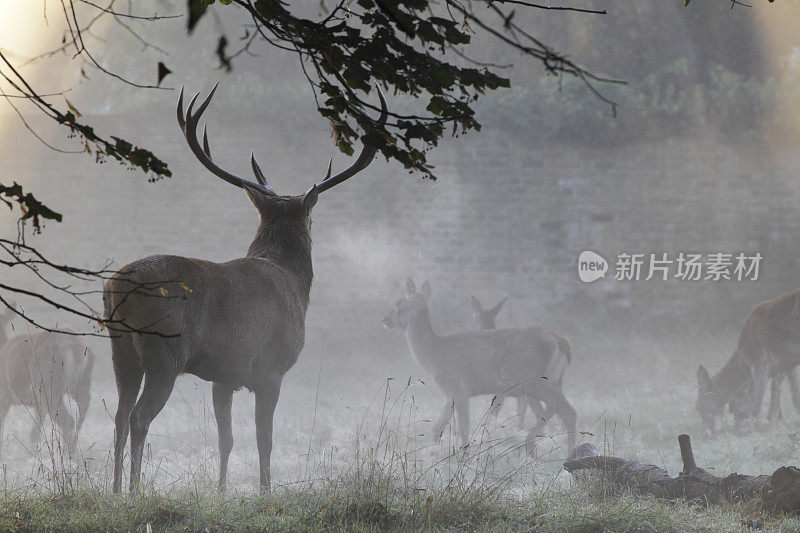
489 395 505 419
768 373 784 422
212 382 235 492
524 383 577 454
51 395 76 457
748 362 769 420
516 395 530 430
255 376 282 493
112 366 143 494
28 409 44 445
454 396 470 448
787 368 800 416
128 368 177 493
432 399 455 441
0 397 10 460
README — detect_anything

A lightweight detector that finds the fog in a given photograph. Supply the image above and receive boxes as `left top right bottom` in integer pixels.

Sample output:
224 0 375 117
1 0 800 495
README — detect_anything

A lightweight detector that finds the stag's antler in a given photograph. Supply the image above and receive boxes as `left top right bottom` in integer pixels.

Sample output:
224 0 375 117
177 84 275 195
311 85 388 194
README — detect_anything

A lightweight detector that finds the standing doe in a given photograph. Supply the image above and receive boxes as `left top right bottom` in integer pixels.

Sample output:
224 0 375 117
104 84 387 492
470 295 571 430
697 287 800 433
384 279 576 452
0 310 94 457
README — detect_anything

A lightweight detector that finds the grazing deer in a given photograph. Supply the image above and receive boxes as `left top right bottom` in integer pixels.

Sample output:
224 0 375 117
104 84 387 493
384 279 576 452
0 315 94 457
697 287 800 433
470 295 571 430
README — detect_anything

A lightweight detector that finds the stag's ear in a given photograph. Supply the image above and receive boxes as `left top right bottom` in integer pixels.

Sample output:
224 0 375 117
302 185 319 214
697 365 712 391
420 280 431 299
470 295 481 313
405 278 416 297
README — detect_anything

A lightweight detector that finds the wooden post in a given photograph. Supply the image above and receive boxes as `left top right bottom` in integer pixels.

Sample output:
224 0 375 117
678 434 696 474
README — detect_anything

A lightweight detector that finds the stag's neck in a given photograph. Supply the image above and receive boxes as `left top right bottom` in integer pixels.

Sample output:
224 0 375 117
247 221 314 296
404 307 443 371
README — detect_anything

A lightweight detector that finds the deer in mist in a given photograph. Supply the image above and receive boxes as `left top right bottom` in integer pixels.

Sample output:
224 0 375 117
0 310 94 457
383 279 576 452
103 84 387 493
470 295 571 430
697 287 800 434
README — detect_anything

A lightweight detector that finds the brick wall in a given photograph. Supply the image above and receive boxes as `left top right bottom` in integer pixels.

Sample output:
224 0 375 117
2 115 799 347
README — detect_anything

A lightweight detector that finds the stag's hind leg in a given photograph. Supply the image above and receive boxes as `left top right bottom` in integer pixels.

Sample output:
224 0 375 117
128 367 178 492
212 382 235 492
112 337 143 493
255 376 282 492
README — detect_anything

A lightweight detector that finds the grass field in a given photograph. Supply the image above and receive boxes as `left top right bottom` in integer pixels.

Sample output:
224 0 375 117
0 329 799 531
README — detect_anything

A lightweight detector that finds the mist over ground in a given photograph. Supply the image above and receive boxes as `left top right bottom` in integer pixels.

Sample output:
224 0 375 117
1 0 800 517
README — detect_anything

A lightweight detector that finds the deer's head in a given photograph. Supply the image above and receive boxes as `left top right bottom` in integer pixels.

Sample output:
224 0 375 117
177 84 388 260
696 364 724 434
383 278 431 331
470 295 507 330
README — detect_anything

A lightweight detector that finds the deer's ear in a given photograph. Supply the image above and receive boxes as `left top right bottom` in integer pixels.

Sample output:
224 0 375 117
489 297 508 319
405 278 416 297
420 280 431 299
470 295 481 313
697 365 712 391
302 185 319 214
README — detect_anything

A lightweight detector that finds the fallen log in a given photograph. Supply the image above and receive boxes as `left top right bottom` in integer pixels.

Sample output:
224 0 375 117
563 434 800 513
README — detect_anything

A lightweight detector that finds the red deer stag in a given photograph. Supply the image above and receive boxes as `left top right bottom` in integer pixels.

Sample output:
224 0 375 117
470 295 571 430
0 311 94 457
697 287 800 433
384 279 576 452
104 84 387 493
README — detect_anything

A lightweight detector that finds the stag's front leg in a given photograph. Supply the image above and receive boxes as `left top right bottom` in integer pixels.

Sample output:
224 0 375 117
255 376 282 492
212 382 235 492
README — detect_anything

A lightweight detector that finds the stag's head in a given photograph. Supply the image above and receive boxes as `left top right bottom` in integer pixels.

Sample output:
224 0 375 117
177 84 388 258
696 364 725 434
383 278 431 331
469 295 507 330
